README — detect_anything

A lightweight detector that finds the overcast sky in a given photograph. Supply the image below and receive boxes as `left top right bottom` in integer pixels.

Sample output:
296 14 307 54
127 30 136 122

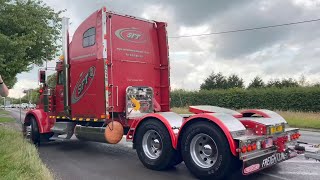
9 0 320 98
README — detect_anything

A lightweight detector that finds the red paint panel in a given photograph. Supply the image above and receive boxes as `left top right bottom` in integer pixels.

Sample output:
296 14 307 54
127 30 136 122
239 120 267 135
189 106 214 114
178 114 238 156
70 59 106 118
25 109 51 133
156 22 170 112
106 14 162 113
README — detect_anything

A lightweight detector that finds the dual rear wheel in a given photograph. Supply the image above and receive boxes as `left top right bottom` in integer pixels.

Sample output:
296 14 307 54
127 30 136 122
135 120 233 179
180 122 234 179
135 120 182 170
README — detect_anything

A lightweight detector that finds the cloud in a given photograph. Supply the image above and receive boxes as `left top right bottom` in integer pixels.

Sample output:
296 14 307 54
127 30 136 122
9 0 320 98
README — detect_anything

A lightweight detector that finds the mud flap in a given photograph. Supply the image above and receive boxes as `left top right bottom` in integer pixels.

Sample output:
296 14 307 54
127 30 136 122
242 150 297 175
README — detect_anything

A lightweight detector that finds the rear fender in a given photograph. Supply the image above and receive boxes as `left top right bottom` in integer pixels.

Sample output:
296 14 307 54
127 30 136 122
177 113 246 156
24 109 52 133
241 109 286 122
128 112 183 149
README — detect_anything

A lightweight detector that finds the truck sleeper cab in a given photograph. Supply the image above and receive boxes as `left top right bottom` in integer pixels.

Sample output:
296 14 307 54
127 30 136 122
24 7 301 180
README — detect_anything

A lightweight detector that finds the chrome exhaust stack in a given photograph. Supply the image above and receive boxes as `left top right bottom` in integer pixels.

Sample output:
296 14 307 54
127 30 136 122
62 17 70 115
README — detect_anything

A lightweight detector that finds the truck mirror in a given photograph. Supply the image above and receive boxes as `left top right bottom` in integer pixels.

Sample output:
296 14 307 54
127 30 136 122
39 70 46 84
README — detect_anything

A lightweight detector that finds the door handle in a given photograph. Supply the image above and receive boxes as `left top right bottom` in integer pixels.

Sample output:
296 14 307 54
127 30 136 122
116 86 119 106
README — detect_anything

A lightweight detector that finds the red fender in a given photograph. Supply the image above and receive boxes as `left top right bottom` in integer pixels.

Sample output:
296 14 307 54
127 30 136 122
177 113 244 156
25 109 52 133
127 112 183 149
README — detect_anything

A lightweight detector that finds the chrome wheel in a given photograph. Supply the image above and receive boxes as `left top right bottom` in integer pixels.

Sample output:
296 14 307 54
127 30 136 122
23 124 31 138
142 130 163 159
190 133 218 168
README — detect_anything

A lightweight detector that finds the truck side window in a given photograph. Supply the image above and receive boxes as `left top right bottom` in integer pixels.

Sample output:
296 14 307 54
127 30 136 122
83 27 96 47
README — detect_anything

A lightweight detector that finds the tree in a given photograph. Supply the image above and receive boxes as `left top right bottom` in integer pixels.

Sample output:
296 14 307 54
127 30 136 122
200 72 227 90
47 73 57 88
280 78 299 88
248 76 265 89
298 74 308 87
29 88 40 104
0 0 62 88
266 79 282 88
312 83 320 87
267 78 299 88
226 74 244 89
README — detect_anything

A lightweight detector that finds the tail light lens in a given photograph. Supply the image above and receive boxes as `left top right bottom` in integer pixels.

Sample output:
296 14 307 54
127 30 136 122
252 143 257 150
241 146 247 153
290 133 301 140
240 140 268 154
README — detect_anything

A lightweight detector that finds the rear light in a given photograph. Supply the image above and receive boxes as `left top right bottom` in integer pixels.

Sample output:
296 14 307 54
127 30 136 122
290 133 300 141
252 143 257 150
241 146 247 153
240 141 263 154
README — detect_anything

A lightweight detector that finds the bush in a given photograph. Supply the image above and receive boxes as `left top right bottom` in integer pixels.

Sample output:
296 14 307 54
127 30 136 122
170 87 320 112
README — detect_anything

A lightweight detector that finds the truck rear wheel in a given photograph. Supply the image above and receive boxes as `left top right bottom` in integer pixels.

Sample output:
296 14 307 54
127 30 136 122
135 120 176 170
180 122 232 180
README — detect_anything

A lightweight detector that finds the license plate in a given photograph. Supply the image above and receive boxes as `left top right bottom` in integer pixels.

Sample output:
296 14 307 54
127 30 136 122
270 125 283 134
265 138 273 148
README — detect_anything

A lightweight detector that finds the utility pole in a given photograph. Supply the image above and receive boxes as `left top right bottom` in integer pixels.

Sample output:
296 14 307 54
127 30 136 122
19 95 22 124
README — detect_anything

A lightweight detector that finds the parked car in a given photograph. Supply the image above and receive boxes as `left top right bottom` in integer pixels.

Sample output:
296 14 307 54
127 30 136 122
29 104 36 109
21 103 28 109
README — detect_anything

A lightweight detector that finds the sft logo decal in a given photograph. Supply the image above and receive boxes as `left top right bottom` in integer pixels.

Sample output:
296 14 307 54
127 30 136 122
71 66 96 104
115 28 146 43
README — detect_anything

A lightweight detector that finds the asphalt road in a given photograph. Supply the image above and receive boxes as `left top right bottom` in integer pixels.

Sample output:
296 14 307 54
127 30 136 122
7 108 320 180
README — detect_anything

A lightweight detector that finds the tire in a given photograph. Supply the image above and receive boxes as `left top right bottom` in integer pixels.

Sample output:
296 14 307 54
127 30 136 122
30 117 40 145
22 123 29 139
180 122 233 180
135 120 176 170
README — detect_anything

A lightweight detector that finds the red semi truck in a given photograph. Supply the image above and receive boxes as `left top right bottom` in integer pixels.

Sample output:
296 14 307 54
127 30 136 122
24 7 302 179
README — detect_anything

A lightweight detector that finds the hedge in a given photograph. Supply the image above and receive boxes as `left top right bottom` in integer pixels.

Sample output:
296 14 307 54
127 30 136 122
170 87 320 112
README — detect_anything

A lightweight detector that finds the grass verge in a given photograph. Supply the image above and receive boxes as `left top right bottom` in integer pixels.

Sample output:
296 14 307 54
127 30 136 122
0 117 14 123
171 107 320 129
0 109 10 115
278 111 320 129
0 110 53 180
